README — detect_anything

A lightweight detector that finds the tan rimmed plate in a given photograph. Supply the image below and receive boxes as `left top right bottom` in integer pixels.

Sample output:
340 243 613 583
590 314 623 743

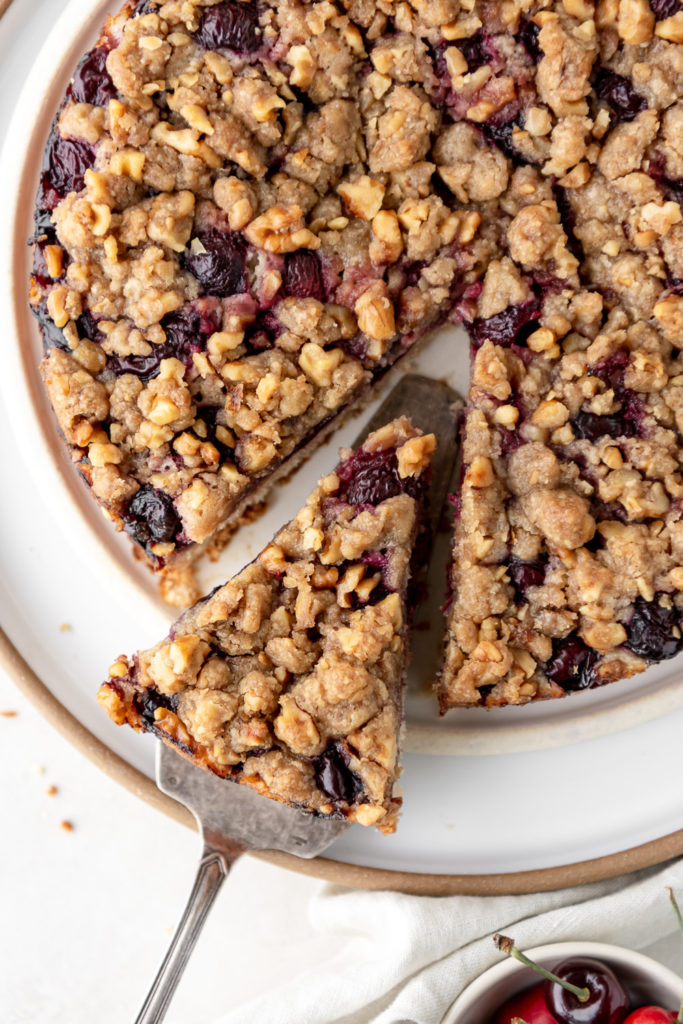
2 0 683 894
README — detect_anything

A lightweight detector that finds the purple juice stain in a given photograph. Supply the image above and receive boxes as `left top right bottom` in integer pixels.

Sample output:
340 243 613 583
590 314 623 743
545 635 598 691
182 228 248 297
194 1 262 54
281 251 325 301
625 596 683 660
314 743 364 804
70 46 117 107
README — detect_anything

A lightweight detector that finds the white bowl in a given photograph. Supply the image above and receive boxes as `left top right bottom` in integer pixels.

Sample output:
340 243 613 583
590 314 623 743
442 941 683 1023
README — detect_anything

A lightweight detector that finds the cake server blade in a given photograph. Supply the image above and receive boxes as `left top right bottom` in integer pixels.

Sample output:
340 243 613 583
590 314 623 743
134 373 460 1024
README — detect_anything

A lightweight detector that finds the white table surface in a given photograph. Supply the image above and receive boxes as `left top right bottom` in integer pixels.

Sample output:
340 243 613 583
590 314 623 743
1 3 681 1022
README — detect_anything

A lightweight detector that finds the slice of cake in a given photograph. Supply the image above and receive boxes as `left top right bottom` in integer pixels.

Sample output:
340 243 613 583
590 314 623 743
98 418 435 831
440 233 683 708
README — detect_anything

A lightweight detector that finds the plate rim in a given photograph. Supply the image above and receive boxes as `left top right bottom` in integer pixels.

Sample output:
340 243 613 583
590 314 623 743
4 623 683 895
4 0 683 889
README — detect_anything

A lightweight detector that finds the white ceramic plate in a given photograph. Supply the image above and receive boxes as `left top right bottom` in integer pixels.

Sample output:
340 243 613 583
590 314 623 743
2 0 683 878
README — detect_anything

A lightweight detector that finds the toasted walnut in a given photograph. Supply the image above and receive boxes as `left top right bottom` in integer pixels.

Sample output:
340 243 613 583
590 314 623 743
298 343 345 387
369 210 404 264
397 433 437 477
213 177 257 230
655 10 683 40
337 176 385 220
617 0 654 41
147 191 195 253
354 282 396 347
244 205 320 253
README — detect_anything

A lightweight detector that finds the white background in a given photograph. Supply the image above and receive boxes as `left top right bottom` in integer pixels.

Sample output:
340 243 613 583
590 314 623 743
1 2 682 1022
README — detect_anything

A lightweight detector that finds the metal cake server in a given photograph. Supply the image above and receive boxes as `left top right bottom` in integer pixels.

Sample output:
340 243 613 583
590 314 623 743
135 373 460 1024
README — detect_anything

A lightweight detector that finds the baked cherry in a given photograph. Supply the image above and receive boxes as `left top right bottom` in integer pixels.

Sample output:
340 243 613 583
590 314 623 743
336 448 418 506
494 937 629 1024
647 0 682 19
194 0 262 53
70 46 116 106
594 70 647 122
314 743 364 804
468 298 540 349
282 250 325 301
625 597 683 660
182 229 247 297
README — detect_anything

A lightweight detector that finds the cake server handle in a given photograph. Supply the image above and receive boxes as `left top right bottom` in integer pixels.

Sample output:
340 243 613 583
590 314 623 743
135 838 245 1024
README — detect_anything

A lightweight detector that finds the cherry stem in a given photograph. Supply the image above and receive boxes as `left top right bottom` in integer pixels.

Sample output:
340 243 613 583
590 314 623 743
493 934 590 1003
677 997 683 1024
511 1019 529 1024
668 888 683 941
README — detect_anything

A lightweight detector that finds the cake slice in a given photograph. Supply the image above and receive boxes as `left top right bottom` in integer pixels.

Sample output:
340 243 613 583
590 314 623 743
98 418 435 831
440 239 683 709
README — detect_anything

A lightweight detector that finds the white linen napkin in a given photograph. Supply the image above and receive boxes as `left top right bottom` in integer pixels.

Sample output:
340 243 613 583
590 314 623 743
214 856 683 1024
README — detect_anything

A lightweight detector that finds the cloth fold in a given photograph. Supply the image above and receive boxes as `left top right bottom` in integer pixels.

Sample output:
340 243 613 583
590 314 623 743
215 857 683 1024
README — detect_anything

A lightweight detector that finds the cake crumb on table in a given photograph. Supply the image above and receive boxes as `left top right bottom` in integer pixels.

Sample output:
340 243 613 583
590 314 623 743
60 821 74 833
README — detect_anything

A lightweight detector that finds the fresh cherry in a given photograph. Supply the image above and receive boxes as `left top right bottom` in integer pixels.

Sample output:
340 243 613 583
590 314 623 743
623 1010 679 1023
494 982 559 1023
544 959 629 1024
494 937 629 1024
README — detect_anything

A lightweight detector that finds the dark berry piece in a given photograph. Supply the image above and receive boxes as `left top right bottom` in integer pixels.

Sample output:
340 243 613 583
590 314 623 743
31 301 71 354
337 449 418 506
545 635 598 691
282 251 325 301
46 135 96 198
572 409 635 441
134 0 160 12
594 70 647 121
182 229 248 297
194 1 262 54
135 688 178 729
483 119 517 160
467 297 540 349
649 0 682 18
625 595 683 660
109 305 219 381
70 47 117 106
125 486 181 548
314 743 364 805
517 17 541 61
454 31 490 71
508 556 546 596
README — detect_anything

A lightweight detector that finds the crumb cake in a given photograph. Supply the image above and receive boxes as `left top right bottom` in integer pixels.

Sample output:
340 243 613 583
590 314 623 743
30 0 683 709
97 418 436 830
